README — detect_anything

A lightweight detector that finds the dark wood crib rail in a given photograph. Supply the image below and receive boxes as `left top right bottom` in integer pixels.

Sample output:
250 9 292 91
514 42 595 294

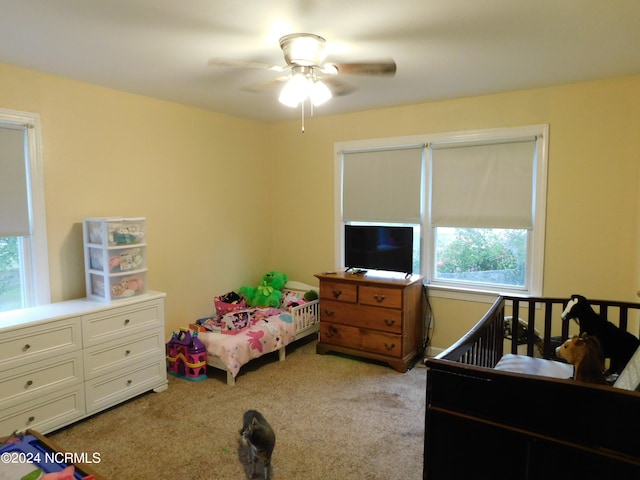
424 295 640 480
436 295 640 365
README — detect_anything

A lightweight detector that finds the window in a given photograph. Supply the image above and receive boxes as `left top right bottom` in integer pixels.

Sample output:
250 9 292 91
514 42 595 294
0 109 50 312
335 125 548 296
336 143 424 274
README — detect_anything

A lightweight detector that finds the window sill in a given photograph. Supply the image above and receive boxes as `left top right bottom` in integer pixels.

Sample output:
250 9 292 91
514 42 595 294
424 283 532 304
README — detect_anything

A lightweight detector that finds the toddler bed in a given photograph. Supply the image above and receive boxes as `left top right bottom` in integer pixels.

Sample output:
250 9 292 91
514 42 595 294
424 295 640 479
196 281 319 385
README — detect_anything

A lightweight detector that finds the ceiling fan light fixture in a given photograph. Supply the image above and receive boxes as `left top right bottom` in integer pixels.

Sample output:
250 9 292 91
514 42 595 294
279 33 327 66
278 72 309 107
310 79 332 106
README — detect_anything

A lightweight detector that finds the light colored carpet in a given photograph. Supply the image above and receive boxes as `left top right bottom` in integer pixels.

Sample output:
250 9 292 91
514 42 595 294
50 337 426 479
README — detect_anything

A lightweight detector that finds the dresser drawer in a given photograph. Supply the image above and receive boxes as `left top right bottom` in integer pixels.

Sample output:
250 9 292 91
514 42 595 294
83 300 162 347
85 359 166 413
0 385 84 436
359 285 403 309
357 305 403 334
320 300 360 325
361 329 403 357
320 281 358 303
320 322 403 358
0 317 81 372
321 300 403 334
0 351 83 408
83 329 164 379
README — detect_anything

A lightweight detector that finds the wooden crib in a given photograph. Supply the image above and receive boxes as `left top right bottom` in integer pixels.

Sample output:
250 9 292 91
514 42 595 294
424 295 640 479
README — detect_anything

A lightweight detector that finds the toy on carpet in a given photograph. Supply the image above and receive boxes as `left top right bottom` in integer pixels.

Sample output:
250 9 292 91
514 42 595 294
40 465 77 480
561 294 640 374
166 328 207 381
555 333 607 384
239 271 288 308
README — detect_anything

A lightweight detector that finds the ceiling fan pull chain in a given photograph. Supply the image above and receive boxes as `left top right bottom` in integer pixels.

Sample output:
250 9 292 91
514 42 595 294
301 101 305 133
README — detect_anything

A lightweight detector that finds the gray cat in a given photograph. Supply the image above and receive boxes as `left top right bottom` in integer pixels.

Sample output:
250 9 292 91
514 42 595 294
240 409 276 479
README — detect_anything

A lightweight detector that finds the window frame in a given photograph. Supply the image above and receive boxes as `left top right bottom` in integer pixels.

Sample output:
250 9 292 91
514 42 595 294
0 108 50 311
335 124 548 299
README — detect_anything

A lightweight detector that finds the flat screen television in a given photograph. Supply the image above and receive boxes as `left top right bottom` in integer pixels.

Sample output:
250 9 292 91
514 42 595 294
344 225 414 274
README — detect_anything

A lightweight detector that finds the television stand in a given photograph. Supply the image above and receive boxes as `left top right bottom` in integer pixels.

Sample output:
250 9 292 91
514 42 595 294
314 271 424 372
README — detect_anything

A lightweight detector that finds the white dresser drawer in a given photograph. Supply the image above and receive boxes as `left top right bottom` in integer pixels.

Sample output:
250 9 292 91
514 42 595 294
0 385 85 436
82 300 162 347
0 351 83 408
83 329 164 379
85 360 166 414
0 317 81 372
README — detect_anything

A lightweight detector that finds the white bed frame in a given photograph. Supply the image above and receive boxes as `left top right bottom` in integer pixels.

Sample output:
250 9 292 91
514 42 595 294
205 281 320 385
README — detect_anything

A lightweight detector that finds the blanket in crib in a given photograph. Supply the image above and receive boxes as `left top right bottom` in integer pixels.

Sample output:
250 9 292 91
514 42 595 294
197 308 297 378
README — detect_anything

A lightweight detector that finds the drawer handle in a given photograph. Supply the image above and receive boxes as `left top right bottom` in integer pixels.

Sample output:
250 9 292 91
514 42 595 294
323 309 335 317
28 416 35 423
383 342 396 351
23 344 31 351
332 290 342 299
325 326 338 338
124 318 131 325
384 319 396 327
127 379 133 385
26 380 34 387
374 294 386 303
125 349 131 356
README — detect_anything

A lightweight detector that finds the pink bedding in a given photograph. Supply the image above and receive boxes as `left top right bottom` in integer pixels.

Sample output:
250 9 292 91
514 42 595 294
197 308 297 379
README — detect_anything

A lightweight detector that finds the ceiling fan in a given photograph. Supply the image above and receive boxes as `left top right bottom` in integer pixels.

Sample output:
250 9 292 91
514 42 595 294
209 33 396 124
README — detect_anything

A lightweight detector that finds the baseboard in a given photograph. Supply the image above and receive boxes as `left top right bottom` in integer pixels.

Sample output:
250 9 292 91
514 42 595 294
424 346 445 358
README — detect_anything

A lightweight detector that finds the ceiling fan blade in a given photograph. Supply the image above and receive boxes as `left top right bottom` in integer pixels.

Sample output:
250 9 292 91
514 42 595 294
208 58 285 72
325 59 397 76
322 76 357 97
242 76 288 93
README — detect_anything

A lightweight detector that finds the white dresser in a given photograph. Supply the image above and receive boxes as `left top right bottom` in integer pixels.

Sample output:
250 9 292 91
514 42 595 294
0 291 167 436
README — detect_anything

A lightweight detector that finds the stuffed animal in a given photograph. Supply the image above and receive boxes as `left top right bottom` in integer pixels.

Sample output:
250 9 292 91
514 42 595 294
555 333 607 384
239 271 288 308
304 289 319 302
561 294 640 374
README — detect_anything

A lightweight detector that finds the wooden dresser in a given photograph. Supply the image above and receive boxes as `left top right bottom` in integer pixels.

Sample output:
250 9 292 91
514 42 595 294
314 271 424 372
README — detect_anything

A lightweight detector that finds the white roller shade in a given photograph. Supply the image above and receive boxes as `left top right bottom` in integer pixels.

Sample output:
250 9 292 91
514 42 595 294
342 145 423 223
430 139 536 229
0 124 30 236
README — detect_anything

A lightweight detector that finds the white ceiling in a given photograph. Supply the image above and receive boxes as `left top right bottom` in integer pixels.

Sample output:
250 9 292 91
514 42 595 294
1 0 640 123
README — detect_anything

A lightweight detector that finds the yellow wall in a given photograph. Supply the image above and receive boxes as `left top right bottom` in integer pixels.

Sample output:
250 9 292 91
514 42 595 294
270 76 640 347
0 62 271 335
2 61 639 348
